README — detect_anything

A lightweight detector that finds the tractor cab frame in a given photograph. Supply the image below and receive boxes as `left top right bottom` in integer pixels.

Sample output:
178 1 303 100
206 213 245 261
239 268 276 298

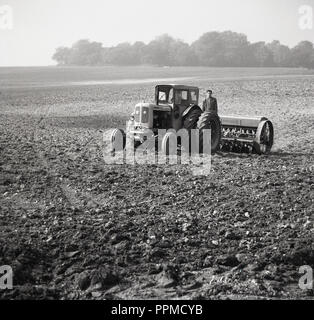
155 85 199 106
155 85 200 131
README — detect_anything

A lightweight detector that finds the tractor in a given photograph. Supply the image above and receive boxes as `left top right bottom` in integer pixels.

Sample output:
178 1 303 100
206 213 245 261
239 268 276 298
110 84 274 156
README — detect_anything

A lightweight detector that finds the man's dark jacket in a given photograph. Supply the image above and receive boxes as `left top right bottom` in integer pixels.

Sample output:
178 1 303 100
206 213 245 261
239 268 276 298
202 97 218 114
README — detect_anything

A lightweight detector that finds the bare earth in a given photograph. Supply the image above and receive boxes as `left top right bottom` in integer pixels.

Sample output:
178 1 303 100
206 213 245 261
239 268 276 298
0 67 313 300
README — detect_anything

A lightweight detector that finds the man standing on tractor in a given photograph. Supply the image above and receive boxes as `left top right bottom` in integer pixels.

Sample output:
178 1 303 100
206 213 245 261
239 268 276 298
202 89 218 114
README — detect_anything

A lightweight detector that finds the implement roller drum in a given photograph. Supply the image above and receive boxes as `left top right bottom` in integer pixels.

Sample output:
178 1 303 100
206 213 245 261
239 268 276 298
253 120 274 154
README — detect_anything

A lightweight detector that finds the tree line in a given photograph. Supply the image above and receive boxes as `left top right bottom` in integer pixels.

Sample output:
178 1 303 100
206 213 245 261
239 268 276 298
52 31 314 68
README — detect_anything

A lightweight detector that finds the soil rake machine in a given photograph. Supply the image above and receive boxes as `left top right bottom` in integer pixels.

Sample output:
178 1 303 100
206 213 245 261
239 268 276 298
220 116 274 154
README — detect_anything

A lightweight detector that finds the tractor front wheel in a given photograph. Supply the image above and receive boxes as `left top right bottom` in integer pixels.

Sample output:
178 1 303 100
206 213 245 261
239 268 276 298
110 128 126 154
161 131 178 156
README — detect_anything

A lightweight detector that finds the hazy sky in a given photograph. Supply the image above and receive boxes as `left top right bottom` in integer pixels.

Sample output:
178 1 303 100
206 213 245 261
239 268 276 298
0 0 313 66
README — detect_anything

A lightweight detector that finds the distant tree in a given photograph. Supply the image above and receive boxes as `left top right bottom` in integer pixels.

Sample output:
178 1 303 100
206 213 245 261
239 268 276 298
52 47 71 65
267 41 291 67
68 39 104 65
105 43 133 65
192 31 225 66
52 33 314 68
219 31 250 66
144 34 174 66
132 41 146 64
290 41 314 68
191 31 250 66
248 42 274 67
169 39 197 66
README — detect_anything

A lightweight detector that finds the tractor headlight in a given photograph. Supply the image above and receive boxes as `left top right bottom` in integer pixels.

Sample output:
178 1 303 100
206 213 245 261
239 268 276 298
141 107 149 123
134 107 140 122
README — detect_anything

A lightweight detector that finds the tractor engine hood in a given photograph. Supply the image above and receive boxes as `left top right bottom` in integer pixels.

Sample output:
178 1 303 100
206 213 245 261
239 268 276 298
135 102 171 112
132 103 171 129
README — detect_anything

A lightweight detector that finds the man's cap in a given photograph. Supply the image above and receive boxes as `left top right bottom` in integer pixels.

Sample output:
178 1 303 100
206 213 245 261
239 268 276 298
207 89 213 93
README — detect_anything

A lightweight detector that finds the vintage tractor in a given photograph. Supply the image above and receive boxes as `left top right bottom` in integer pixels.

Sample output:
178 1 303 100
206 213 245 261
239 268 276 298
110 84 274 155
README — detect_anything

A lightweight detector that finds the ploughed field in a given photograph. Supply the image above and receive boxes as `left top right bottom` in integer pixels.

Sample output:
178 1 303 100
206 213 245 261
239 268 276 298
0 66 313 299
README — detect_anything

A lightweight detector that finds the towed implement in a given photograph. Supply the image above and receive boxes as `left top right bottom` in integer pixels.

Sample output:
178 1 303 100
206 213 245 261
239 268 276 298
111 84 274 155
220 116 274 154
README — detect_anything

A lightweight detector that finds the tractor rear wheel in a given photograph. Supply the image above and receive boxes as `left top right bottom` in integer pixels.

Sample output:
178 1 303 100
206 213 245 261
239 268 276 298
183 108 202 130
197 112 222 154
